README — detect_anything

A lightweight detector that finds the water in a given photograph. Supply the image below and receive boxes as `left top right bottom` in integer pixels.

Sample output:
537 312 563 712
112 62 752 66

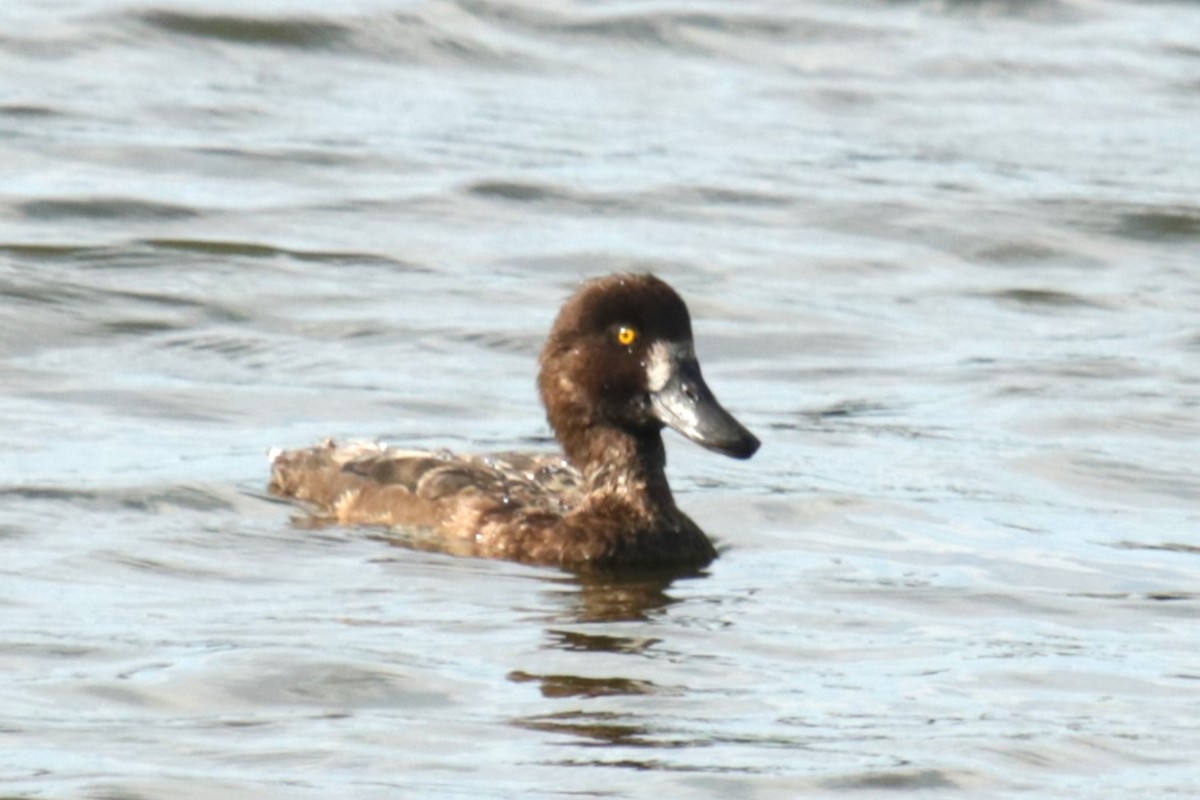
2 0 1199 797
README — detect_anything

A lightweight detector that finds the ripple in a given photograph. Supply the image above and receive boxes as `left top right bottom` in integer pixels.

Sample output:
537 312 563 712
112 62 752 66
18 197 198 221
467 180 560 203
822 768 962 791
983 288 1106 309
972 240 1071 265
463 1 885 58
161 332 274 358
142 238 419 269
0 103 62 118
137 10 353 50
1114 208 1200 241
1111 541 1200 556
689 186 794 208
0 484 236 513
1021 453 1200 504
134 6 541 67
0 275 91 308
224 660 455 709
909 0 1090 22
464 179 793 219
552 11 794 50
465 179 620 208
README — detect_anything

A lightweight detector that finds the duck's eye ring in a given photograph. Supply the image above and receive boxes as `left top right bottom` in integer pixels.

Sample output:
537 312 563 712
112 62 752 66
616 326 638 346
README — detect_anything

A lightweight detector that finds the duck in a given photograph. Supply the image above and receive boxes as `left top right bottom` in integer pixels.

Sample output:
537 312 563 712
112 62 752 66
269 273 760 570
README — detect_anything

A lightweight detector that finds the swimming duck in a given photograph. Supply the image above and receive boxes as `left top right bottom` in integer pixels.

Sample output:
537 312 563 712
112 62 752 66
269 273 759 569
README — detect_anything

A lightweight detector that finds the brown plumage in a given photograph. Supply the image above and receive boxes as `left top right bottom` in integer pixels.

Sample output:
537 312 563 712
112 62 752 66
269 273 759 569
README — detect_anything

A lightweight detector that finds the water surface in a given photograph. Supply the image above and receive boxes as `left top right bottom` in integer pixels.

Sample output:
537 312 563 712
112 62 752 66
2 0 1199 797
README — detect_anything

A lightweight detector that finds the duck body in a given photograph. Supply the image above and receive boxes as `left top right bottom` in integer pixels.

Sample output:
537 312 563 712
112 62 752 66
269 273 759 570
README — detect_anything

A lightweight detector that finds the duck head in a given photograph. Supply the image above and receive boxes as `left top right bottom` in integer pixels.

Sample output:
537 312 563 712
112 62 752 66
539 273 760 467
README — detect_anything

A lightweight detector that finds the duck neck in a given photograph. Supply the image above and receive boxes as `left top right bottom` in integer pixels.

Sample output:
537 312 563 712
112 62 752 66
563 425 675 508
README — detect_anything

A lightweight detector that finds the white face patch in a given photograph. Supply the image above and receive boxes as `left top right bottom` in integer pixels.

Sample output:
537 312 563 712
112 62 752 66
644 341 672 392
645 341 689 393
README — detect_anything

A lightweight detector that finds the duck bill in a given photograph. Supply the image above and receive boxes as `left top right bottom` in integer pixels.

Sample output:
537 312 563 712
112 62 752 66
648 345 760 460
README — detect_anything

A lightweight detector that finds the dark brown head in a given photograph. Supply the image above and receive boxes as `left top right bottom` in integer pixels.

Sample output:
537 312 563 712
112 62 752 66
538 273 760 469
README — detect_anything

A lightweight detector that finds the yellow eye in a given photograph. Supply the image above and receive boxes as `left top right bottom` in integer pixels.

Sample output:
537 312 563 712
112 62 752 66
616 326 638 346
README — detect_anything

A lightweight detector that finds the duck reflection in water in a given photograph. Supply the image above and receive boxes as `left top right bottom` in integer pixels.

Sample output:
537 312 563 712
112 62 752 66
508 566 689 753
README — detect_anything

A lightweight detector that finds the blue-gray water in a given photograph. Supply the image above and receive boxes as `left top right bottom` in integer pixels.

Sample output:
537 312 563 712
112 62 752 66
2 1 1199 797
